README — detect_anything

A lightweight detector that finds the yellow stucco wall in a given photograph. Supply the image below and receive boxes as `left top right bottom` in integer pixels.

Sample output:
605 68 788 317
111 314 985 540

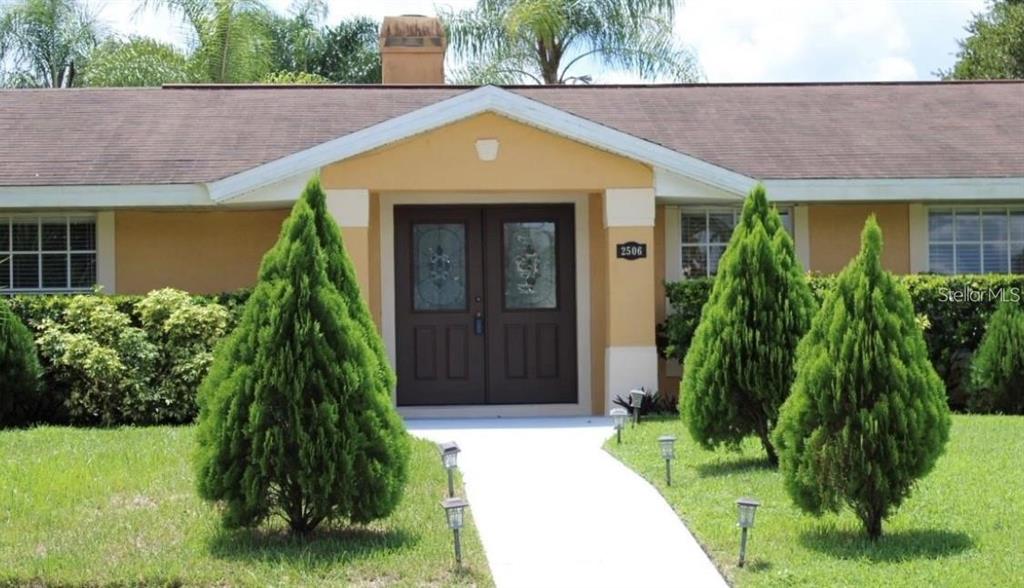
115 209 288 294
321 113 652 192
808 203 911 273
606 225 657 346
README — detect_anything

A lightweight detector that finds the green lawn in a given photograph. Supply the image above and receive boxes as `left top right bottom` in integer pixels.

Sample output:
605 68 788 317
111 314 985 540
607 414 1024 588
0 427 492 587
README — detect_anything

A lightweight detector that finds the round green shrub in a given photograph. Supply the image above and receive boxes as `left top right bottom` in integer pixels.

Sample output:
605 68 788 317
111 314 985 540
773 217 950 539
195 178 409 533
968 301 1024 414
0 298 42 426
680 184 815 464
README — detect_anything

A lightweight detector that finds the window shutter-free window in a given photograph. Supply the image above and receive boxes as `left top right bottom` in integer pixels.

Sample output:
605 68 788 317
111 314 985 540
0 215 97 293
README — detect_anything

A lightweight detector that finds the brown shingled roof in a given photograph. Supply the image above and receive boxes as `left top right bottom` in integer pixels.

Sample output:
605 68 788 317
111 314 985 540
0 81 1021 187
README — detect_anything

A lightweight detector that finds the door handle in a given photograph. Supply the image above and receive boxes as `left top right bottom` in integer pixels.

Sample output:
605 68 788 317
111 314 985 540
474 312 485 336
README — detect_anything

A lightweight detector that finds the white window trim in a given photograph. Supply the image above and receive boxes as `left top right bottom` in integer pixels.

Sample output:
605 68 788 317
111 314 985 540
0 212 98 293
925 205 1024 275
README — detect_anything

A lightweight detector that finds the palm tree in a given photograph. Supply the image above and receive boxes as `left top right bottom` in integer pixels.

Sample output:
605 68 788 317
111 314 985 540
138 0 274 83
0 0 105 87
441 0 699 84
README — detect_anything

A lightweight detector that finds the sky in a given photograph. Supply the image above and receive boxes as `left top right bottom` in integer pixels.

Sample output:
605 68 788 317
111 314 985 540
94 0 989 83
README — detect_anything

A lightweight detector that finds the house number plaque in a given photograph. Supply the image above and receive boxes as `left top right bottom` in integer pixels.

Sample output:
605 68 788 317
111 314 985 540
616 241 647 260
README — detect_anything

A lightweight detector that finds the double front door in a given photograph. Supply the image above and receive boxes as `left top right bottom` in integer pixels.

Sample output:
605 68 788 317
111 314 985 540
395 205 577 406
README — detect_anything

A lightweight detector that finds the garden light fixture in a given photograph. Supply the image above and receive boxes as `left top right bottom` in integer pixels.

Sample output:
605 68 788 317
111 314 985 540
441 497 469 567
736 497 760 567
610 408 628 444
438 441 461 497
629 388 646 426
658 435 677 486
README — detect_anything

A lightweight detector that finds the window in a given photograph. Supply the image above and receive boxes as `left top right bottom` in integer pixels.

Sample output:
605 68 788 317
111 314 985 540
0 215 97 292
679 208 793 278
928 208 1024 275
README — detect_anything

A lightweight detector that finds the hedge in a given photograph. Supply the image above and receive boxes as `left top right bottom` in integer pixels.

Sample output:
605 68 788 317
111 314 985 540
4 289 251 425
663 274 1024 411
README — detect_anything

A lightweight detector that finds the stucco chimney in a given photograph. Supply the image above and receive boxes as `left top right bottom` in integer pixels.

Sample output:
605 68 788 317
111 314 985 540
380 15 446 84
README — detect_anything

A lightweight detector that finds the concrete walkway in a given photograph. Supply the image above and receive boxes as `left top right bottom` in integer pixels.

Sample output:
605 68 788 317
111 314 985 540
407 418 728 588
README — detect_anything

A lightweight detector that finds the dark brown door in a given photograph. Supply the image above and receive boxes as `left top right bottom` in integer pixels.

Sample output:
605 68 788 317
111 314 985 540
395 204 576 406
395 207 486 405
483 206 576 404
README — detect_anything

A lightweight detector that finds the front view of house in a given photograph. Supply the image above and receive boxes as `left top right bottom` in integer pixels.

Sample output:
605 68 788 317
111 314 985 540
1 18 1022 418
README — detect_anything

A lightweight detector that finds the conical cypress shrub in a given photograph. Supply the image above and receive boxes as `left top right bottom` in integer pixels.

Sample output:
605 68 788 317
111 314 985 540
773 217 950 539
299 177 395 395
968 301 1024 414
0 298 42 427
680 184 815 464
195 196 410 533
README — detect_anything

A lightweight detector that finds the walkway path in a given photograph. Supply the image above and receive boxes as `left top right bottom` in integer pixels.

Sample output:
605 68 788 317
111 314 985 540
407 418 728 588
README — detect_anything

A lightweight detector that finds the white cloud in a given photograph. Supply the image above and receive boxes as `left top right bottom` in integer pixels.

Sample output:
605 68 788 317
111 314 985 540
677 0 984 82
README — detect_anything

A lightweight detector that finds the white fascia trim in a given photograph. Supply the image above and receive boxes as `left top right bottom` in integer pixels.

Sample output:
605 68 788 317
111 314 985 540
764 177 1024 202
207 85 757 203
0 184 212 208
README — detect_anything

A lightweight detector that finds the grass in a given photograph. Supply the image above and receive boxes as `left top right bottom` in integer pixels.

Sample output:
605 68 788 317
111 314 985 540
607 414 1024 588
0 427 493 587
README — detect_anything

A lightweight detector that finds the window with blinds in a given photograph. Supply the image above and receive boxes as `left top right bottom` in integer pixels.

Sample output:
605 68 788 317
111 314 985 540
0 215 97 292
928 208 1024 275
680 208 792 278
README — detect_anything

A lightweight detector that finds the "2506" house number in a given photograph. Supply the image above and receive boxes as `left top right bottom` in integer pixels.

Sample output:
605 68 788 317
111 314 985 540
616 241 647 260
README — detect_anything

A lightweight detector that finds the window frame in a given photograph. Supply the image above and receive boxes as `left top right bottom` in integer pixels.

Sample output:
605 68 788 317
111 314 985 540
926 205 1024 275
0 213 98 293
677 206 793 279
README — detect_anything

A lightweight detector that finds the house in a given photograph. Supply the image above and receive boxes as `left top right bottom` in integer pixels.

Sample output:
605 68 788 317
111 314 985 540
1 16 1022 418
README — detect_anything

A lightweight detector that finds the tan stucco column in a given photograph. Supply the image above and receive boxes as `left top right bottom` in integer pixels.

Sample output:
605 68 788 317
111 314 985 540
325 189 372 301
603 188 658 413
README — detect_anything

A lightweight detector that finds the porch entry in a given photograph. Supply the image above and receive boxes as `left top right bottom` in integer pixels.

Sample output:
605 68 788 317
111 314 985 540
394 204 577 406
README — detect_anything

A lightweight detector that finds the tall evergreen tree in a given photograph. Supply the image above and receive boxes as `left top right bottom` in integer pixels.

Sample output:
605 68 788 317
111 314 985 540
195 192 409 533
968 300 1024 414
0 298 42 426
773 217 950 539
680 185 815 464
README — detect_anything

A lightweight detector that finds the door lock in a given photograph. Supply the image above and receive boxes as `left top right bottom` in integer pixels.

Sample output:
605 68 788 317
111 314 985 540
474 312 485 336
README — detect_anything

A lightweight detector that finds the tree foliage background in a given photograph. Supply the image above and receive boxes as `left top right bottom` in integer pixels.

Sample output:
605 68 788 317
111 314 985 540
441 0 700 84
942 0 1024 79
0 0 381 87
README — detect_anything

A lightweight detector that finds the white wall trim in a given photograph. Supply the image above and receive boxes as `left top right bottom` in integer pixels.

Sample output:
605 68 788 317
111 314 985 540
380 191 592 416
605 346 659 413
664 205 682 282
763 177 1024 202
325 189 370 227
207 86 756 203
793 204 811 269
0 184 212 208
908 203 929 273
604 188 655 227
95 211 116 294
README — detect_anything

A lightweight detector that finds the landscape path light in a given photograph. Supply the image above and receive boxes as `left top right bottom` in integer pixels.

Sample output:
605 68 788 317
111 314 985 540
441 497 469 568
629 389 646 427
658 435 677 486
610 408 628 444
736 497 760 568
438 441 461 498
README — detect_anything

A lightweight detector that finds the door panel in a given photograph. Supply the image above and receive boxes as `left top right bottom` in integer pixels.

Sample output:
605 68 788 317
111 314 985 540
484 206 577 404
395 207 485 405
